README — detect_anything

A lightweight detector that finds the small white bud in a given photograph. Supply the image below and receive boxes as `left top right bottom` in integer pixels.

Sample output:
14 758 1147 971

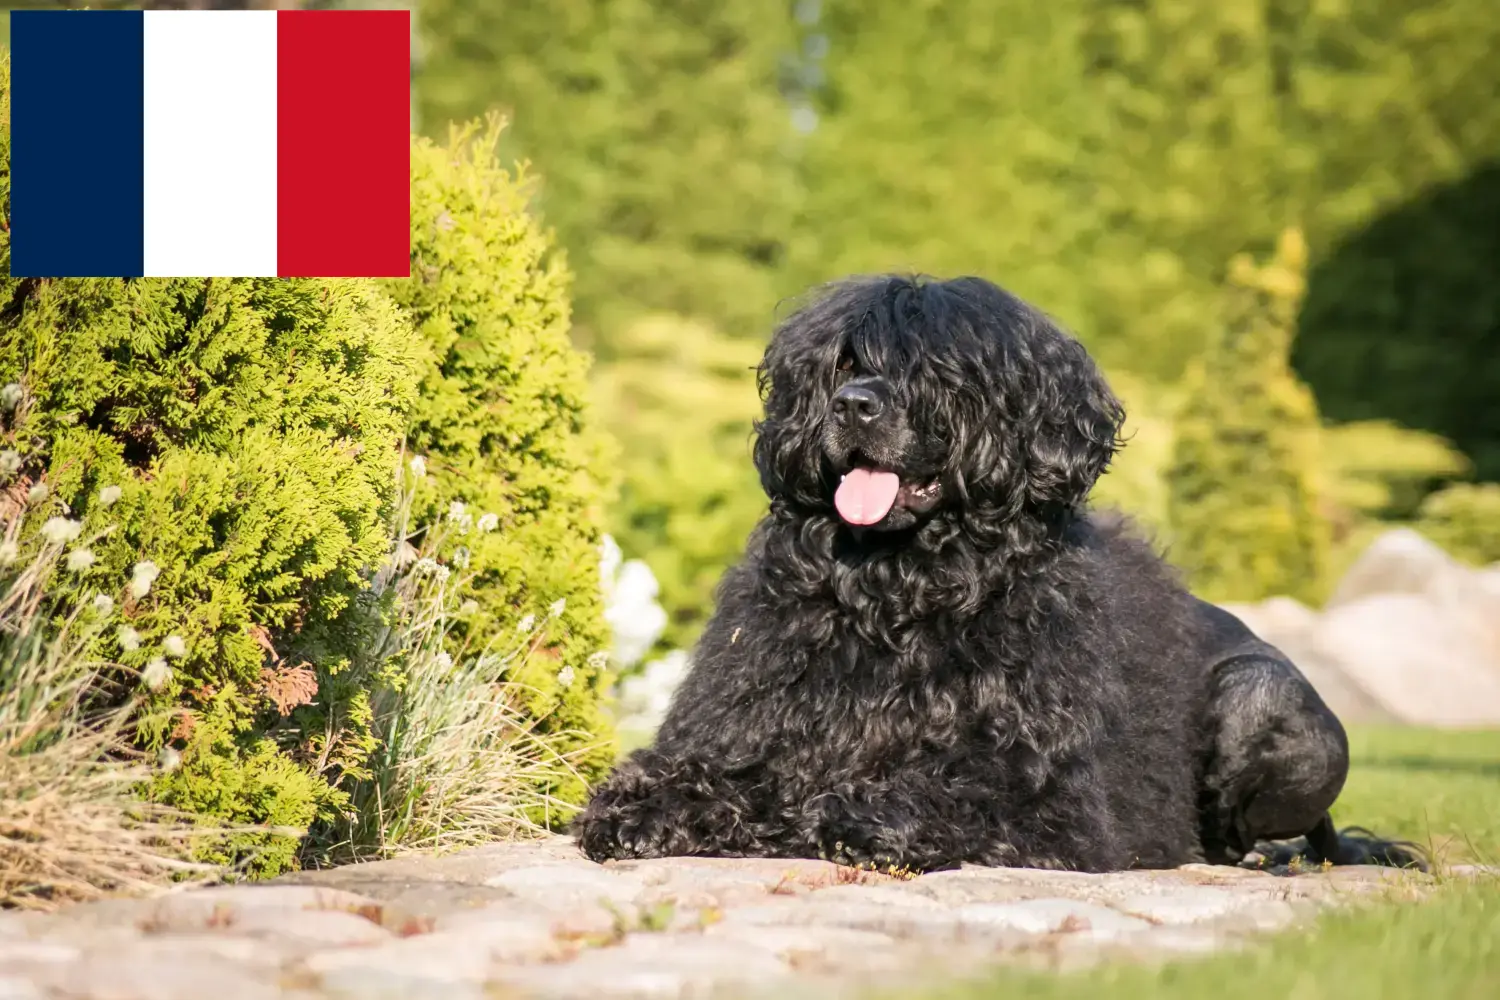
453 547 471 569
141 657 172 692
130 561 161 599
477 512 499 533
586 650 610 671
447 500 467 521
517 614 536 634
161 635 187 658
548 598 567 618
117 626 141 651
0 541 18 567
98 485 122 507
434 651 454 670
156 746 182 772
66 547 95 572
26 483 48 504
459 599 480 616
41 517 83 545
0 450 21 476
92 594 115 616
556 665 576 689
408 455 427 479
0 383 22 410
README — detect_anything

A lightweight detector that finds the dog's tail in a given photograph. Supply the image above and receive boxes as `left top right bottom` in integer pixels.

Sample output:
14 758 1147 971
1302 813 1429 871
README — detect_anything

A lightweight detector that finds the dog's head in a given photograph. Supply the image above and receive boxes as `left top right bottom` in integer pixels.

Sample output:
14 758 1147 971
753 275 1124 534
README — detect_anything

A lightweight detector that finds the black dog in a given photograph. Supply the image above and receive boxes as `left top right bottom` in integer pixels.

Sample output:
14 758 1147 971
575 274 1420 873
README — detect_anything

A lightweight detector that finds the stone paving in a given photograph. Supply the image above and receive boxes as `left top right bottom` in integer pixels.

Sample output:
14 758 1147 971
0 836 1476 1000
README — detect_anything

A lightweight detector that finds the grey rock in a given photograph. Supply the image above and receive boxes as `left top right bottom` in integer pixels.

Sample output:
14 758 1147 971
955 898 1151 938
303 931 497 983
493 933 790 999
486 863 648 907
0 975 45 1000
1311 593 1500 726
36 952 284 1000
1115 887 1254 924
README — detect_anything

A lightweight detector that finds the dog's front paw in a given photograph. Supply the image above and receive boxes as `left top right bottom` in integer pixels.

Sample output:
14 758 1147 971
809 795 914 872
572 792 678 863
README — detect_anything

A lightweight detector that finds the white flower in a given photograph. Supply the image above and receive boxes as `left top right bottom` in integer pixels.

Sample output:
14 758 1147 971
408 455 427 479
586 650 610 671
26 483 48 504
0 450 21 476
434 565 451 582
117 626 141 651
157 746 182 772
0 541 17 567
598 535 623 595
130 561 161 599
0 383 22 410
414 557 439 575
548 598 567 618
557 665 576 689
41 517 83 545
447 500 467 521
459 599 480 616
517 614 536 634
98 485 122 507
477 512 499 533
434 651 454 670
161 635 187 658
453 547 471 569
604 559 667 669
92 594 115 616
141 657 172 692
65 547 95 572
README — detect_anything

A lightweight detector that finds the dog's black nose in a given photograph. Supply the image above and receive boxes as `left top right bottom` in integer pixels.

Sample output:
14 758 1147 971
831 384 884 427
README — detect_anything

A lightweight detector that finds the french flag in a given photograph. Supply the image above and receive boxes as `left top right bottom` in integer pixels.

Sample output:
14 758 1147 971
8 9 411 279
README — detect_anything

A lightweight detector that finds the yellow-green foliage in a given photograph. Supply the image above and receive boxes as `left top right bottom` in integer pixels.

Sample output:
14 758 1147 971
416 0 798 347
1089 370 1180 537
1166 229 1330 603
379 118 616 808
1319 420 1471 523
1414 483 1500 567
592 315 765 650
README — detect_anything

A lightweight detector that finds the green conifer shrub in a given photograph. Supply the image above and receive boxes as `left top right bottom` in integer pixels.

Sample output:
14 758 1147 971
378 118 617 812
592 315 766 651
1413 484 1500 567
0 273 422 875
1165 229 1330 604
3 54 616 866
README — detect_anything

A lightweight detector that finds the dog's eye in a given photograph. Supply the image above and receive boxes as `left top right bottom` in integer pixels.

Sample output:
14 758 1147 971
836 356 854 373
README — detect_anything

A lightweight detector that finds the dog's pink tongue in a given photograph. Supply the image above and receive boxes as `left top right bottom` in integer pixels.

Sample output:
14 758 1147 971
835 468 901 525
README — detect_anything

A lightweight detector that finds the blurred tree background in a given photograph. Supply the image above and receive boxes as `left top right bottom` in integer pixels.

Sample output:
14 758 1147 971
411 0 1500 647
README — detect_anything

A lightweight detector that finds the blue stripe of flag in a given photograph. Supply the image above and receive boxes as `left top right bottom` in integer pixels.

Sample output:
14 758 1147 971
10 11 145 278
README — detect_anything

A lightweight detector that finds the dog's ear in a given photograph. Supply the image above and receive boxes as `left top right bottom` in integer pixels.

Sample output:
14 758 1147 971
1018 329 1125 510
752 312 833 509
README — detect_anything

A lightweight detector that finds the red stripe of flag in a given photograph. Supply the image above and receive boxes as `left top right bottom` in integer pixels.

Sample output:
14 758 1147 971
276 9 410 278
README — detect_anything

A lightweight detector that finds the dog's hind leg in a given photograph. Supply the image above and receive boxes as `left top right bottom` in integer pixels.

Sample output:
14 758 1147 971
1198 651 1427 871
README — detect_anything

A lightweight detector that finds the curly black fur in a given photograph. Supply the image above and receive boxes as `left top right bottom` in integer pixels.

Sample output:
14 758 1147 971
575 274 1424 873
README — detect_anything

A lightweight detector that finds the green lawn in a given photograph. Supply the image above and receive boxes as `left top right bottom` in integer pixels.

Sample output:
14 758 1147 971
927 725 1500 999
1332 725 1500 865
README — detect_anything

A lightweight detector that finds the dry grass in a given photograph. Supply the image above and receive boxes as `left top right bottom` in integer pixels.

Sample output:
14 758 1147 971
319 456 600 861
0 503 234 911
